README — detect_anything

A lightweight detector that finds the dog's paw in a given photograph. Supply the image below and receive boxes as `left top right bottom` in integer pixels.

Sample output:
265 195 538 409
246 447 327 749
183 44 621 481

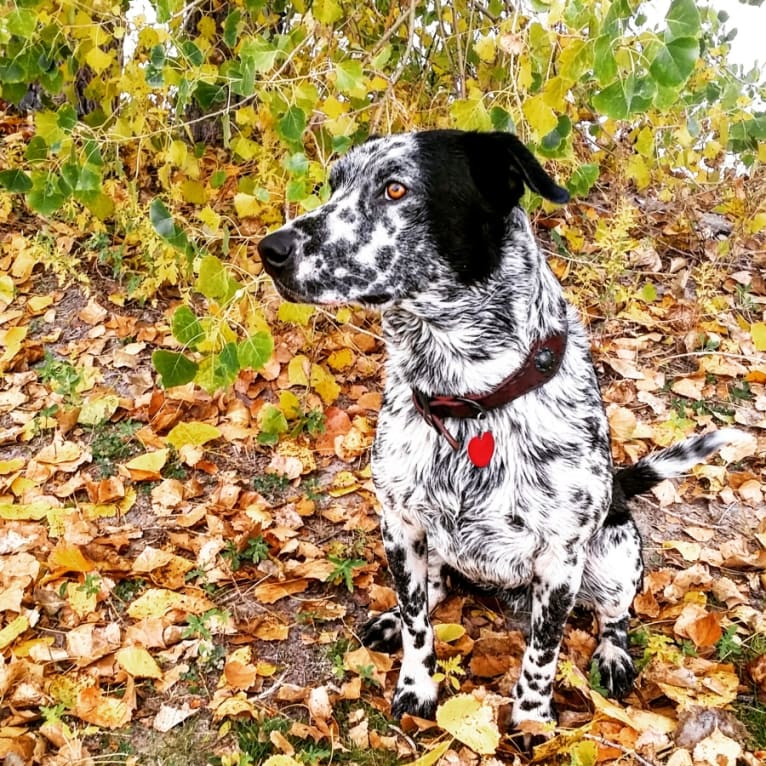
360 608 402 652
391 685 438 720
507 713 556 755
592 642 636 699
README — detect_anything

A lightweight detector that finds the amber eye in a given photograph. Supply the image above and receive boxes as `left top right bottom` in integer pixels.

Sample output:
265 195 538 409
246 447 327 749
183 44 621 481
384 182 407 201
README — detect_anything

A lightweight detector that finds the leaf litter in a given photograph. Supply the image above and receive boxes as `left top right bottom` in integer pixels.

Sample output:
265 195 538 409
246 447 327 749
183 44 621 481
0 184 765 766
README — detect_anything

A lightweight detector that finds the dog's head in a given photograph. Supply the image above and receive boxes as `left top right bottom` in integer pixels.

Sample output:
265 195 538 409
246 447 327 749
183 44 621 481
258 130 568 307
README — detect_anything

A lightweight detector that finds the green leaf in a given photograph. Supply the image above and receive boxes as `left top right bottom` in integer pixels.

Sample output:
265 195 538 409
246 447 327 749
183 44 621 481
25 136 47 162
152 350 198 388
450 97 492 132
240 36 280 73
149 198 194 258
196 255 241 302
238 331 274 370
277 106 306 144
639 283 657 302
566 163 599 197
171 306 205 349
258 404 288 444
649 38 699 88
313 0 342 24
665 0 700 41
335 61 365 96
0 169 32 193
593 35 617 84
223 9 242 48
7 9 36 37
592 75 656 120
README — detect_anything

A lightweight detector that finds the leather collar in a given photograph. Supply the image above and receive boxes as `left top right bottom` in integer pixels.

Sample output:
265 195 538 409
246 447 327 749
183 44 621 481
411 328 568 450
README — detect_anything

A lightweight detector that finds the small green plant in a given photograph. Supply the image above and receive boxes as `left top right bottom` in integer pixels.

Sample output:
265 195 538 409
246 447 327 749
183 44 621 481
91 420 141 477
630 627 682 671
77 573 102 598
587 660 608 696
355 663 381 688
326 555 366 592
221 536 269 571
183 608 228 641
325 636 353 679
716 624 744 662
735 698 766 750
163 448 188 480
434 655 466 691
290 407 326 438
36 350 83 403
251 472 290 499
112 577 146 608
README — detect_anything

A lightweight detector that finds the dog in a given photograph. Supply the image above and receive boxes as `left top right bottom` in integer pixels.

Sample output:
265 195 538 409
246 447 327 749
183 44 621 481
257 130 744 733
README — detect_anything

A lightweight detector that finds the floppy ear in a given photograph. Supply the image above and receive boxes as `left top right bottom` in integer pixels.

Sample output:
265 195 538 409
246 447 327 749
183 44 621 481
462 131 569 211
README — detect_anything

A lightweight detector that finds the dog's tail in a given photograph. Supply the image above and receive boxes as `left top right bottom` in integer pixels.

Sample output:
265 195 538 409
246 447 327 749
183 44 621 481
615 428 748 500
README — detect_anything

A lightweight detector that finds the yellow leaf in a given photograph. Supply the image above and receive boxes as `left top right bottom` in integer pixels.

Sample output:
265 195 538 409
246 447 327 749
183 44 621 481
0 459 24 474
85 46 114 73
73 685 132 729
406 739 452 766
77 394 120 426
0 615 29 650
124 449 168 480
116 647 163 679
279 390 302 418
522 94 558 138
127 588 215 619
635 126 654 157
746 212 766 234
327 347 354 371
167 140 188 166
166 421 221 449
67 581 98 618
311 363 340 405
49 542 94 572
335 307 352 323
198 206 221 231
27 295 53 314
234 193 261 218
278 302 315 325
263 756 302 766
434 623 466 642
0 326 27 368
0 275 13 307
626 155 651 191
288 355 310 387
751 322 766 352
474 35 496 63
435 694 500 755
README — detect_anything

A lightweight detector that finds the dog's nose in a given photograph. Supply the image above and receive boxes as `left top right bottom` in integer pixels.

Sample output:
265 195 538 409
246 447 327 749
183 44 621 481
258 230 296 269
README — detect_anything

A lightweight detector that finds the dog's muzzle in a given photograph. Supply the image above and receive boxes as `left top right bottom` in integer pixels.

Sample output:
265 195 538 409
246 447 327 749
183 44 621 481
258 229 296 274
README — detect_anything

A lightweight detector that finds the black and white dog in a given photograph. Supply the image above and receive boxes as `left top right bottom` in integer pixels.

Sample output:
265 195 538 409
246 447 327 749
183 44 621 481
258 130 743 733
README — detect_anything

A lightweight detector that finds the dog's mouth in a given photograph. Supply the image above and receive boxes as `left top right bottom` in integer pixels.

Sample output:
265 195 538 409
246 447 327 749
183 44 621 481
359 293 390 305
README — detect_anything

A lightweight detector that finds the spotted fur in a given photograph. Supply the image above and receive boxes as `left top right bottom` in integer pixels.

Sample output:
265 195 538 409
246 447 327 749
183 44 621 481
258 130 745 730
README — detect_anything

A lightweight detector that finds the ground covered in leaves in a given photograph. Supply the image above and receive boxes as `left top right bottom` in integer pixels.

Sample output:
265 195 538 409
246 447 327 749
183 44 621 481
1 179 766 766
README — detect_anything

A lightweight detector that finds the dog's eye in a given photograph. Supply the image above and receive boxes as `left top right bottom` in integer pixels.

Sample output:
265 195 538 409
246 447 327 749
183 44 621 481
384 182 407 201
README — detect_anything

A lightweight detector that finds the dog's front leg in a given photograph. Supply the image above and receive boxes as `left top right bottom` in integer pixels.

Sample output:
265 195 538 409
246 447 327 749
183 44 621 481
511 550 583 730
380 512 438 720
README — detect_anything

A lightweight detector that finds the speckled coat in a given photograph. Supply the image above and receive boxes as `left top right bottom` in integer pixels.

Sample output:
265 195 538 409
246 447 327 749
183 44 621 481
258 130 743 733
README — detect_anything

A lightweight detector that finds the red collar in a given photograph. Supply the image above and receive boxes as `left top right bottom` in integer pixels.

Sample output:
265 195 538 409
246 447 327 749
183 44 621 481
411 329 568 450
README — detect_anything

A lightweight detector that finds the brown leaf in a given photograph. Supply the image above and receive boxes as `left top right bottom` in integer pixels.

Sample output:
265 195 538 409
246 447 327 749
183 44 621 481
253 579 309 604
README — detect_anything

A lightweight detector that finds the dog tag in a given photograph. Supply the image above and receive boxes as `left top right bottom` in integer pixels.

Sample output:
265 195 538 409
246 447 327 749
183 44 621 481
467 431 494 468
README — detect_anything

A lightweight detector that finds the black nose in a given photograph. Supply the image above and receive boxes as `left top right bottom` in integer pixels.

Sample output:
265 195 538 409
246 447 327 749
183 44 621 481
258 229 296 269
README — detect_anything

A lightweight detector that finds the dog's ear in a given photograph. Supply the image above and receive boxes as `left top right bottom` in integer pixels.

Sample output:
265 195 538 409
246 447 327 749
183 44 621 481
462 131 569 210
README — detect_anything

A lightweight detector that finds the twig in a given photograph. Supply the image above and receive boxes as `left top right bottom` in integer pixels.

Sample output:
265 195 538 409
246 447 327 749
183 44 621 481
583 733 659 766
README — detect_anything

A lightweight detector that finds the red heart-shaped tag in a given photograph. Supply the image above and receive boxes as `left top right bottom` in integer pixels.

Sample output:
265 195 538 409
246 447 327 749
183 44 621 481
467 431 495 468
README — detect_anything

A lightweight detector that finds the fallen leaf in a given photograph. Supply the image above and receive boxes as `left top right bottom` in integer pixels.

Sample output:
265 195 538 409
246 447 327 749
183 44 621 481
435 693 500 754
